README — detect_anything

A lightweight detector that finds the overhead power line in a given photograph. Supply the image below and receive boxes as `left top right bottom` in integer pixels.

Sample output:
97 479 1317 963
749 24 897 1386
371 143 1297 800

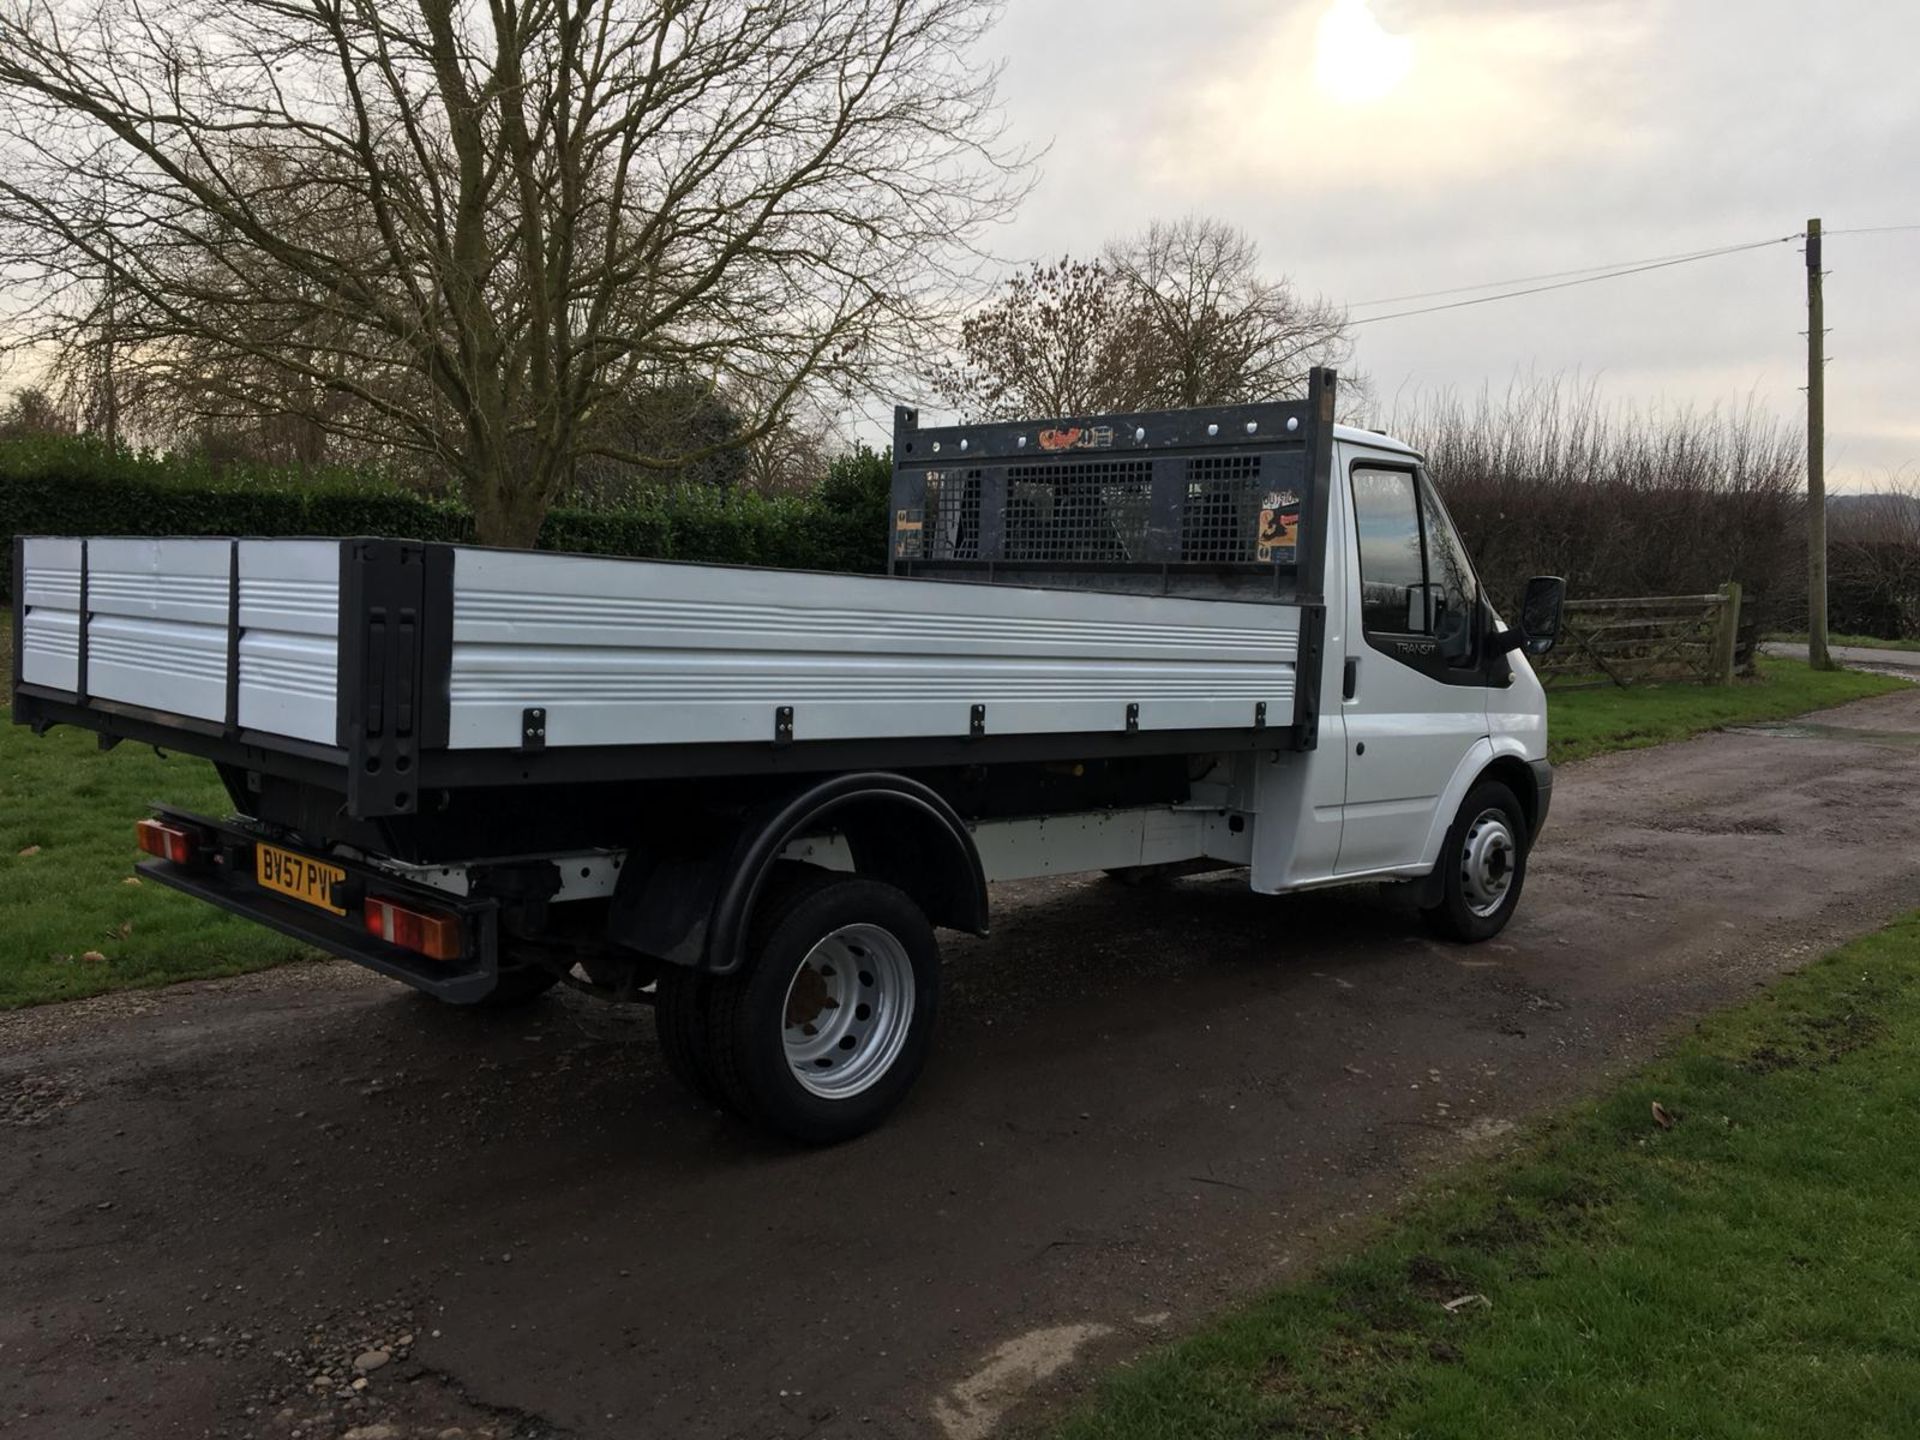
1350 238 1797 308
1822 223 1920 236
1346 235 1800 328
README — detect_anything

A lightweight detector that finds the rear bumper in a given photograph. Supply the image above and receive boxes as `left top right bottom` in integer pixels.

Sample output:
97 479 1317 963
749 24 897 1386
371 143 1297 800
138 808 506 1004
1527 758 1554 841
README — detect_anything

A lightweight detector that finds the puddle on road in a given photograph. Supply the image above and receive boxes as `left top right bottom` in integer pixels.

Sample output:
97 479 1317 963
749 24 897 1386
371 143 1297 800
1726 721 1920 749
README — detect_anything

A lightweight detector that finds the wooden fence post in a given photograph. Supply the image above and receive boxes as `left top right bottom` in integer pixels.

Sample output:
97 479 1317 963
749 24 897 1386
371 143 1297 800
1711 581 1742 685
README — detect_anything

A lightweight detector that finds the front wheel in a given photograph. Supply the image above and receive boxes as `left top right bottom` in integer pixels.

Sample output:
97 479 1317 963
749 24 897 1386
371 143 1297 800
1421 780 1530 943
702 873 940 1145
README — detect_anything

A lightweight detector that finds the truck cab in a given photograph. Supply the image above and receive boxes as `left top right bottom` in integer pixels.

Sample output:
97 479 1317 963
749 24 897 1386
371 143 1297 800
1251 427 1553 922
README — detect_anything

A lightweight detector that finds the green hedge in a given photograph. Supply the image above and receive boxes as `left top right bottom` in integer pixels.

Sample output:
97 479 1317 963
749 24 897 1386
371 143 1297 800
0 438 892 597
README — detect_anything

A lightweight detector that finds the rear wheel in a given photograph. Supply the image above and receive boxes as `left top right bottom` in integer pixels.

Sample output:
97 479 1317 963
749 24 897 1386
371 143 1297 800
654 966 729 1110
701 872 940 1145
1421 780 1530 943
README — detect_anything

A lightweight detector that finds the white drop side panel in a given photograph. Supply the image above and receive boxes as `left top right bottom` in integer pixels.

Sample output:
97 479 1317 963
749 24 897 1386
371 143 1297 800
85 538 232 722
20 537 84 692
445 548 1300 750
237 540 339 745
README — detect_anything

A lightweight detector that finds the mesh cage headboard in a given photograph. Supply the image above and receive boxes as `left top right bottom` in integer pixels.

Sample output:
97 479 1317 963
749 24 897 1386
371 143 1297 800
889 372 1337 602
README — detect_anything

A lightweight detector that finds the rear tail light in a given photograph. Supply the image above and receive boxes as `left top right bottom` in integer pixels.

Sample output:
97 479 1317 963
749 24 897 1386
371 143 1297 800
363 897 463 961
135 818 197 864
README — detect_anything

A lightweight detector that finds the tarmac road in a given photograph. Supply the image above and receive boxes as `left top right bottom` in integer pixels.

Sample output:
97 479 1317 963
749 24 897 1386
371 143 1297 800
5 687 1920 1440
1761 639 1920 672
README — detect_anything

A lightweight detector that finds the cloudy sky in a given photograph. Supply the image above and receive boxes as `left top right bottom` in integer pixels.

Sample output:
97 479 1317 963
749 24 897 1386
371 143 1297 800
972 0 1919 488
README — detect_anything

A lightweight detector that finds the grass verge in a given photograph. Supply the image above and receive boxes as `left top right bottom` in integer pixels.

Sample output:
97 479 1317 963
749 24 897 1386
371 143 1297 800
0 702 314 1008
1546 656 1907 764
1052 912 1920 1439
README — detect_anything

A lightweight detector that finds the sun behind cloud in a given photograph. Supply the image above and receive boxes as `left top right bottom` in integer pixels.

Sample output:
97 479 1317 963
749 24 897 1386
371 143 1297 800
1144 2 1648 191
1314 0 1414 105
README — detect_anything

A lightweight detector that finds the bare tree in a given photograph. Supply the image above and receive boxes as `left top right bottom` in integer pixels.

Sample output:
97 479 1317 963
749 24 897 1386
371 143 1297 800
932 257 1138 421
50 214 371 469
569 378 749 501
935 220 1353 423
0 384 75 438
732 382 845 494
1105 218 1351 410
0 0 1023 544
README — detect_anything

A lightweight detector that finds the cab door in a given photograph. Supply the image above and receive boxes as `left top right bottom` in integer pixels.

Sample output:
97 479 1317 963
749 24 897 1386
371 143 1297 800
1335 462 1492 874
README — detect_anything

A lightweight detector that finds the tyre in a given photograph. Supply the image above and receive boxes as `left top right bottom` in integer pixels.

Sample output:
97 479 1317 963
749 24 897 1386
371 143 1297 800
702 872 940 1145
1421 780 1530 943
654 965 730 1110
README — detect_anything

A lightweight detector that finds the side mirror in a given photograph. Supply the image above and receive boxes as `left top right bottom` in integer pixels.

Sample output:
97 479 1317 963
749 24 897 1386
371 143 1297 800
1516 575 1566 656
1493 576 1566 656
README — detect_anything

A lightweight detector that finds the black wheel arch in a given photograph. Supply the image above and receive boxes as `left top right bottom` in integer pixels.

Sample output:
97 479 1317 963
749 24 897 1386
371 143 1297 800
1413 758 1542 910
1481 753 1551 842
607 771 989 976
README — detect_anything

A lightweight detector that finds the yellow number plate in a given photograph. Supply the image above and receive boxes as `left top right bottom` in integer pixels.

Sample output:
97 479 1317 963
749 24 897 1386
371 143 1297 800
256 843 347 915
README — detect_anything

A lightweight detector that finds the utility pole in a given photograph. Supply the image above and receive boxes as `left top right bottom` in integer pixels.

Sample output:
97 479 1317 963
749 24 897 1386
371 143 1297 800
1806 216 1833 670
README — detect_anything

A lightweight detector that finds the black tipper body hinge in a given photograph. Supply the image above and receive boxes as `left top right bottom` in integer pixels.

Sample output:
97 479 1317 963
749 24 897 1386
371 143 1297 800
337 539 454 819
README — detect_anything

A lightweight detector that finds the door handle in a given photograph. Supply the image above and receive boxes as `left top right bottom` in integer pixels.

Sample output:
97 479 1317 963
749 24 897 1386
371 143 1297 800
1343 656 1359 701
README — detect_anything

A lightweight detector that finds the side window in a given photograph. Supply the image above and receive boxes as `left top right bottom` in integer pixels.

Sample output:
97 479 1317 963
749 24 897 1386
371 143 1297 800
1351 466 1483 670
1350 468 1425 634
1419 479 1479 665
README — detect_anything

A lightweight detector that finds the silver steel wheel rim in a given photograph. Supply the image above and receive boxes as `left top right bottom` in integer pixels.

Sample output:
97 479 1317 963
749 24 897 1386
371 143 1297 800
782 923 915 1100
1460 808 1517 918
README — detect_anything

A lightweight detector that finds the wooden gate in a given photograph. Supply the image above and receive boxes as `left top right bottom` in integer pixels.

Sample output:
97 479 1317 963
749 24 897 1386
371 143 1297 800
1534 584 1743 690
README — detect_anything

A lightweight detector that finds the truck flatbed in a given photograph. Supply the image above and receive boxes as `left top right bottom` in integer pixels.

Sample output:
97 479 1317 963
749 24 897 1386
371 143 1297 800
13 390 1332 820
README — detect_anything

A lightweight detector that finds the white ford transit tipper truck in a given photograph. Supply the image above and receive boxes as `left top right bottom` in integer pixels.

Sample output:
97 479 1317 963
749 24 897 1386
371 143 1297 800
11 370 1564 1142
